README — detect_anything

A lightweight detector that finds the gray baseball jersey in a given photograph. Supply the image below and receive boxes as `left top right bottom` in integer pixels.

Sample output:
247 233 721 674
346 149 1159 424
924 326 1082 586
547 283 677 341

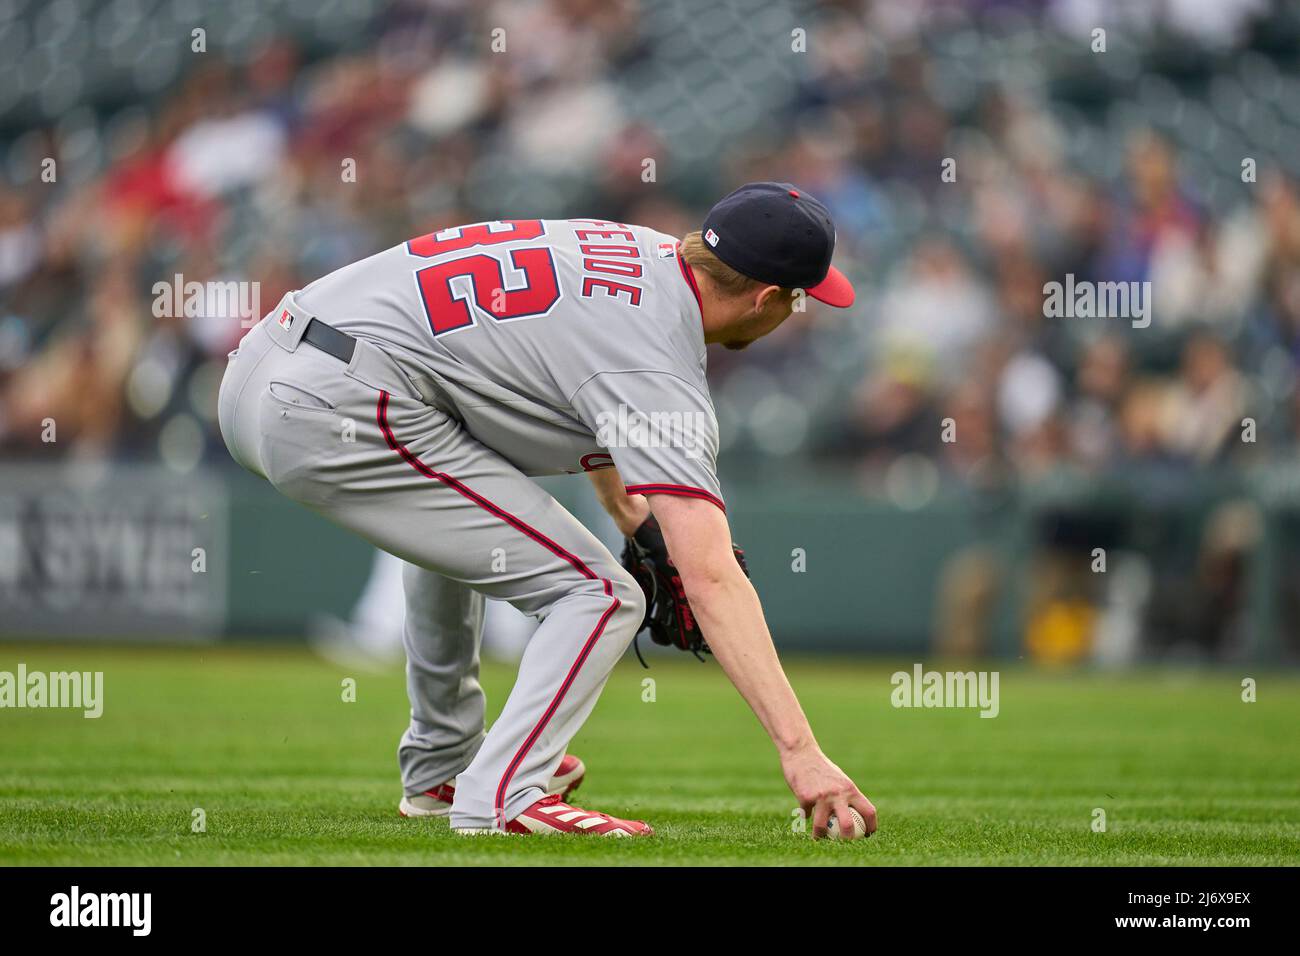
220 218 726 830
295 218 725 511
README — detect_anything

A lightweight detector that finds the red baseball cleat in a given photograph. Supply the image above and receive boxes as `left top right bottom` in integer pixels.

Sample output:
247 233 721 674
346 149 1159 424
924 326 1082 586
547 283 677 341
398 754 586 818
457 794 654 837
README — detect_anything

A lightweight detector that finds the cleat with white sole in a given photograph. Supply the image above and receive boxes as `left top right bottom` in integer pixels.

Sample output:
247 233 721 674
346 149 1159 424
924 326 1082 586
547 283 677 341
455 793 654 837
399 754 586 818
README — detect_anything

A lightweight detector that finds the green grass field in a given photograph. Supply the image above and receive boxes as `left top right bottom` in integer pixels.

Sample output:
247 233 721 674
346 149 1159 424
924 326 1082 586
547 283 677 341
1 644 1297 866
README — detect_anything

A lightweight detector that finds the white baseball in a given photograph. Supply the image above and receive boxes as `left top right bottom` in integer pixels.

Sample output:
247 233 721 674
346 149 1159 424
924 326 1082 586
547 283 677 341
826 807 867 841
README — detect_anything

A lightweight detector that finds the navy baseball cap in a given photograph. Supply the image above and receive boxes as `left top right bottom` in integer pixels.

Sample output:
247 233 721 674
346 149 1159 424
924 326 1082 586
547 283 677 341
701 182 855 307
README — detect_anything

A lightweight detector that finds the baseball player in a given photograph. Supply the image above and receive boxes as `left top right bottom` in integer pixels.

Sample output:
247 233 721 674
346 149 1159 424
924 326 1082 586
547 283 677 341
218 182 878 838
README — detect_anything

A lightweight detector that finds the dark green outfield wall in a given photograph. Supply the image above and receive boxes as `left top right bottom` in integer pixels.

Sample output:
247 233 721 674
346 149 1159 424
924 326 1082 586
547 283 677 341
221 469 1010 651
3 461 1297 662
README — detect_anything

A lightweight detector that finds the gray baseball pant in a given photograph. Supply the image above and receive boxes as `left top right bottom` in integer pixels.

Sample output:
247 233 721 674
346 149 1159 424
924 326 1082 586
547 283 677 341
217 296 644 828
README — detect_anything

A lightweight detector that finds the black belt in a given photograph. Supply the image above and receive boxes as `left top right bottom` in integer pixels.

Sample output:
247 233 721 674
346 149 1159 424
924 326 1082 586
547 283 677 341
301 318 357 364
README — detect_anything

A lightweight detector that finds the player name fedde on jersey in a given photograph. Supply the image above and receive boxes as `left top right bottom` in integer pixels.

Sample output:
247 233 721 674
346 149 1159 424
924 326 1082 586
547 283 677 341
0 664 103 718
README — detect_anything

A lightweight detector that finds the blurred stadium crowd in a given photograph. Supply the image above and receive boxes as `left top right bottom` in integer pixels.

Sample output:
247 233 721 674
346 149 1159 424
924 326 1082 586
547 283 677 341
0 0 1298 499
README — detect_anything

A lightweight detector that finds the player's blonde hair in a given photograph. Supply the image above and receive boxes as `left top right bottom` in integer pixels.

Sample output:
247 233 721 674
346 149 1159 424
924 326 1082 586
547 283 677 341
679 230 794 301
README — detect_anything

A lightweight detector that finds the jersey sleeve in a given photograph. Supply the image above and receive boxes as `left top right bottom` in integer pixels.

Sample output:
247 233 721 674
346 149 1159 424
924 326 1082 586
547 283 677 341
570 370 725 512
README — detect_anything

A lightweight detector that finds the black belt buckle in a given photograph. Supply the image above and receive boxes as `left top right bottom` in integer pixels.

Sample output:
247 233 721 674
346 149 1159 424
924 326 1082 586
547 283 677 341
302 318 357 365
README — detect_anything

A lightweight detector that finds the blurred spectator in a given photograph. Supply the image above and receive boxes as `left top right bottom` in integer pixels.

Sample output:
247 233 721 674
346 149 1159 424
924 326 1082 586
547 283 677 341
1067 335 1131 470
1163 333 1249 465
875 239 997 383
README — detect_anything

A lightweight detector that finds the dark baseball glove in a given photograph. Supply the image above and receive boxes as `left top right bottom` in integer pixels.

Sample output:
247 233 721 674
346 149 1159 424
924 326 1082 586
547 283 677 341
619 514 749 666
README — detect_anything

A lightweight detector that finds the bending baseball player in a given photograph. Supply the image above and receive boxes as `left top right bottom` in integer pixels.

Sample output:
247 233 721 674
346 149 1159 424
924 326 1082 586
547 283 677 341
219 182 878 838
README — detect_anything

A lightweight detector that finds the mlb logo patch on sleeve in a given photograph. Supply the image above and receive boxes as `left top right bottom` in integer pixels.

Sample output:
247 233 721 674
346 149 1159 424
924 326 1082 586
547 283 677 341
278 309 294 331
704 228 719 247
657 242 677 258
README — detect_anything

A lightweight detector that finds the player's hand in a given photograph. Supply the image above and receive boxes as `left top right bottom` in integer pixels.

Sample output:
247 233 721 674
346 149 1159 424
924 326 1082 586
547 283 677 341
780 745 877 839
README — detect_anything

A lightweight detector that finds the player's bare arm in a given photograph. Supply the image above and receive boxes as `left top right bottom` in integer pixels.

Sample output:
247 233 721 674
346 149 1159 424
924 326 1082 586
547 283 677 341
647 493 878 839
585 465 649 536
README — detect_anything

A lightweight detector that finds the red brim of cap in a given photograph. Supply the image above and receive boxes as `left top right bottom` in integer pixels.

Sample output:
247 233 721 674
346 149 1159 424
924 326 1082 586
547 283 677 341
806 265 855 307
